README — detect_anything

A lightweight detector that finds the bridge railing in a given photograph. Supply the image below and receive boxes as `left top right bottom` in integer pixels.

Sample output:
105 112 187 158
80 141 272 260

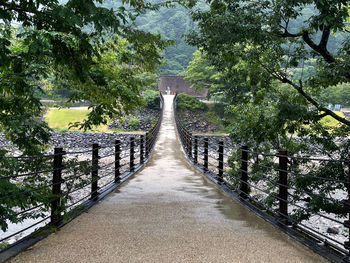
0 92 164 258
173 94 350 262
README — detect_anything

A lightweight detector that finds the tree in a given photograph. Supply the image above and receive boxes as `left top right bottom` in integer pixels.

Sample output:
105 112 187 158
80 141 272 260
319 83 350 107
183 49 227 98
187 0 350 126
185 0 350 222
0 0 170 231
0 0 170 154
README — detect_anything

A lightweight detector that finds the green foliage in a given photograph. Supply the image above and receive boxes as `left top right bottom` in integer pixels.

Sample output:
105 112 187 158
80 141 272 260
0 1 170 155
183 50 227 97
128 118 140 129
319 84 350 107
138 73 159 91
176 93 207 112
211 102 225 118
185 0 350 222
187 0 350 125
0 243 8 249
204 111 223 130
143 89 160 109
0 0 170 232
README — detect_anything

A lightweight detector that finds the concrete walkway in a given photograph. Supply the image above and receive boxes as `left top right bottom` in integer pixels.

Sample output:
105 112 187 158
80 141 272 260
10 95 326 263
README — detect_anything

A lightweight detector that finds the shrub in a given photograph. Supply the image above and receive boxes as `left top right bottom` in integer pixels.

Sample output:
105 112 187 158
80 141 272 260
212 103 226 118
128 118 140 129
143 89 160 110
176 93 208 112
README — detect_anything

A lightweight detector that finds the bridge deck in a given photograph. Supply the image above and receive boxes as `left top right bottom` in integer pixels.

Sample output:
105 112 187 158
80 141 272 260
10 95 326 263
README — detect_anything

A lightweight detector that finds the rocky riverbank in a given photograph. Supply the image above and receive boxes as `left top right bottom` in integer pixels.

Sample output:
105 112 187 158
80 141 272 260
343 110 350 120
50 132 142 148
177 111 226 134
0 132 145 154
109 108 160 131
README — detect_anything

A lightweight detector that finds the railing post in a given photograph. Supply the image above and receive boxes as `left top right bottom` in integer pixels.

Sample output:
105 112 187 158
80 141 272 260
194 136 198 164
145 132 150 157
130 137 135 172
183 130 187 152
150 131 154 150
91 143 99 200
115 140 120 183
218 141 224 183
240 146 249 199
187 132 190 155
51 147 64 226
344 156 350 262
140 135 145 164
278 150 289 224
204 137 208 171
183 129 187 152
189 132 192 158
180 129 183 143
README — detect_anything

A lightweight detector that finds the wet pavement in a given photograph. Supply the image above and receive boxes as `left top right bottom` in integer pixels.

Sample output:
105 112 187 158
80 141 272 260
10 95 327 263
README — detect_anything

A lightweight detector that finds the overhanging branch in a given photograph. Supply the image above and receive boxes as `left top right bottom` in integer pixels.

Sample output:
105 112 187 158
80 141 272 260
302 29 336 64
282 77 350 126
277 24 336 64
258 61 350 127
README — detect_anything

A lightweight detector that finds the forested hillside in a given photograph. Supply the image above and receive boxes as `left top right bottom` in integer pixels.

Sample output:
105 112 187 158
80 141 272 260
95 0 197 74
136 2 196 74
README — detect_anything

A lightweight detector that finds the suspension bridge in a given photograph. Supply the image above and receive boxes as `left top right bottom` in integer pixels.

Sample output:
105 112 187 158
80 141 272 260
1 95 329 262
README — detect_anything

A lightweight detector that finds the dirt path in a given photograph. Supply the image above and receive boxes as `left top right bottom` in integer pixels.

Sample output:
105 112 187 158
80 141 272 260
10 95 326 263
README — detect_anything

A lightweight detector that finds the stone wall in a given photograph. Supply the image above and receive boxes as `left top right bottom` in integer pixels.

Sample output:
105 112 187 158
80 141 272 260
158 75 208 99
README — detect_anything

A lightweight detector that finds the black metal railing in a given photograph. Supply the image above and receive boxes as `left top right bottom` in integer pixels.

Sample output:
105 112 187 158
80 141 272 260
174 94 350 262
0 93 164 258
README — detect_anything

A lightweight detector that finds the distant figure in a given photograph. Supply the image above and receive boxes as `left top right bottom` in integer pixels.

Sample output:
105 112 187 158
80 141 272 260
166 86 171 95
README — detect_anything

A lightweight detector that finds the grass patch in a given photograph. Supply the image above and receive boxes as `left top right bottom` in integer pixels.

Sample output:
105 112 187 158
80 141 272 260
45 108 110 132
291 111 346 136
320 111 345 128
